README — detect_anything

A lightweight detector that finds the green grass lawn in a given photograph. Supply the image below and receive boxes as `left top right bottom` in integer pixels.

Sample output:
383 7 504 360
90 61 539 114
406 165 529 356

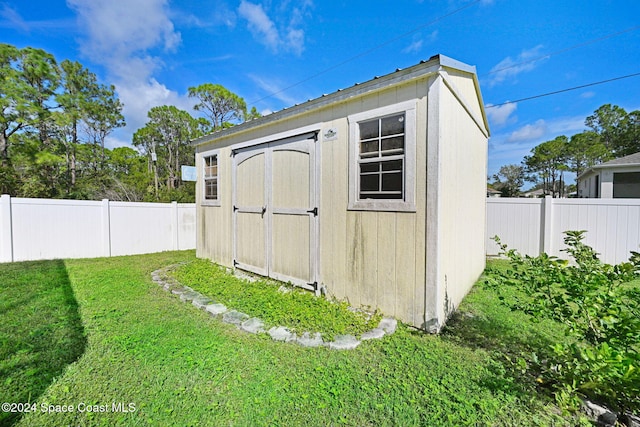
1 252 588 426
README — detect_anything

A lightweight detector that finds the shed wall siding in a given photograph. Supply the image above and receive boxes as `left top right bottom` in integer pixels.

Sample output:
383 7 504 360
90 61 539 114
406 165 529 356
436 76 487 324
197 146 233 266
318 81 429 326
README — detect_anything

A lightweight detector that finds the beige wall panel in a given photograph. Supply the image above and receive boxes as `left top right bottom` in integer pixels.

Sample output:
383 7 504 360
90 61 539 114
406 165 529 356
359 93 380 113
236 153 265 207
272 214 310 281
196 147 233 267
316 136 336 290
444 70 483 124
318 132 335 290
236 212 266 269
345 211 363 307
220 147 234 265
376 212 397 315
437 84 487 322
329 109 350 296
395 81 419 104
359 212 379 309
272 150 310 209
395 212 417 322
376 87 398 107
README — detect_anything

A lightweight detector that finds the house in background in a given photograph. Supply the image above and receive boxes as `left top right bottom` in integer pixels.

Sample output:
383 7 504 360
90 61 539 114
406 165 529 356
487 186 502 197
192 54 489 332
577 152 640 198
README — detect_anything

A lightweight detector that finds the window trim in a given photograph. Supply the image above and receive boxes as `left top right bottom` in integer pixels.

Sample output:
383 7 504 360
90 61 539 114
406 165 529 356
201 149 221 206
348 100 417 212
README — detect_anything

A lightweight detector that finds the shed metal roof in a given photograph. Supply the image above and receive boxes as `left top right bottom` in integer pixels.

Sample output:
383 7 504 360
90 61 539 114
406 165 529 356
192 54 488 146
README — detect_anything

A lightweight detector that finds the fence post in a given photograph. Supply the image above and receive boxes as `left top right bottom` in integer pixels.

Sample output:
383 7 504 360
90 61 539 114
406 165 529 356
0 194 13 262
171 201 179 250
101 199 111 257
541 196 554 254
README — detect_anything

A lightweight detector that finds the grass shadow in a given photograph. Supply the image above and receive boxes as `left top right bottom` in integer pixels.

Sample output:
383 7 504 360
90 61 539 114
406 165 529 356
0 260 87 427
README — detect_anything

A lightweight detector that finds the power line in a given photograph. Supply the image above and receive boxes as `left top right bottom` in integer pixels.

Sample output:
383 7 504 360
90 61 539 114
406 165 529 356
485 72 640 108
248 0 482 105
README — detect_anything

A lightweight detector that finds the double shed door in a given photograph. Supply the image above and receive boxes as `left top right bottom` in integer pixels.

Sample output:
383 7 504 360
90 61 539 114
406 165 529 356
232 133 318 291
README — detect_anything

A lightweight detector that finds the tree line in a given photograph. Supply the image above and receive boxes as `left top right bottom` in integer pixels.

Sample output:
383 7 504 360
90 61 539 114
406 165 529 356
491 104 640 197
0 43 258 202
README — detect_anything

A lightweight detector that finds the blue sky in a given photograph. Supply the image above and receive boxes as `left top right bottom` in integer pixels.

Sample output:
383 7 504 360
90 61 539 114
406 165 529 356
1 0 639 185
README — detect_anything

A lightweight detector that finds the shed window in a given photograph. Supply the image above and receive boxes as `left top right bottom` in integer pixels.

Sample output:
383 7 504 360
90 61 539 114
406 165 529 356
348 101 416 211
358 114 405 200
202 153 219 205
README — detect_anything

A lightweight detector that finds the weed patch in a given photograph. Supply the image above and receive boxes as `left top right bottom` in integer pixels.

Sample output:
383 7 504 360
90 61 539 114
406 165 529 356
172 259 381 339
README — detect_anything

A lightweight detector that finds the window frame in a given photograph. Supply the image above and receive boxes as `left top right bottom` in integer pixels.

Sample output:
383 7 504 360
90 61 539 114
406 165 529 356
201 149 221 206
348 100 417 212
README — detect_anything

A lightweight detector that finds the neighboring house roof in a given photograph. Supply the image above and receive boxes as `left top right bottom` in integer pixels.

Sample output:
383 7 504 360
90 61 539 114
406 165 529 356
523 188 545 197
577 152 640 180
192 54 490 146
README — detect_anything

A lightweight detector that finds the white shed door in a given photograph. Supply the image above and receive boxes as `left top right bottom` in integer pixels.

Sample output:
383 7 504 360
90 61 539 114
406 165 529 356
233 133 318 291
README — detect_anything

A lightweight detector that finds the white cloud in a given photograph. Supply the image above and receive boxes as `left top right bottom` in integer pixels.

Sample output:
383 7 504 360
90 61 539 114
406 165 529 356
67 0 193 140
487 45 548 87
0 4 29 31
507 119 547 143
248 73 301 107
485 102 517 127
68 0 181 78
237 0 311 55
238 1 280 52
402 31 437 54
0 4 74 32
580 91 595 99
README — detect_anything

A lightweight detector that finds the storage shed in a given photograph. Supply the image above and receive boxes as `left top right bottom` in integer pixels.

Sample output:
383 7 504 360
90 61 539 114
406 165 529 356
192 54 489 331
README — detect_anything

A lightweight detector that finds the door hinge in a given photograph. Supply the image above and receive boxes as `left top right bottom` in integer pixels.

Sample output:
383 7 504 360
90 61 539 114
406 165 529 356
233 205 238 212
307 281 318 291
307 207 318 216
233 259 238 267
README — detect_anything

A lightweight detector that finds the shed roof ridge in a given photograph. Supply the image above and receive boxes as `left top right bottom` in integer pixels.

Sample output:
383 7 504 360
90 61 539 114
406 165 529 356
192 54 481 145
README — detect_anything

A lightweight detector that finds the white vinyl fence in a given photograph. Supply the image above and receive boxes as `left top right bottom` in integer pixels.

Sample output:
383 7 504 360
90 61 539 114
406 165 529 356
0 195 196 263
487 197 640 264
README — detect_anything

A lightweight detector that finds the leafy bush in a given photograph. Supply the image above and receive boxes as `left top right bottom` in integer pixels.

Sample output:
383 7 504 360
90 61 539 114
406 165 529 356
485 231 640 412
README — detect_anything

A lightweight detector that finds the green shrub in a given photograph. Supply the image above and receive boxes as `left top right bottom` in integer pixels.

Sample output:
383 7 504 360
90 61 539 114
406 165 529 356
485 231 640 412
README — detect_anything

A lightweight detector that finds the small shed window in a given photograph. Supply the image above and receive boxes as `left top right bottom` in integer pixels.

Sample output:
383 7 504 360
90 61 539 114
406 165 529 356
201 150 221 206
358 113 405 200
348 100 416 212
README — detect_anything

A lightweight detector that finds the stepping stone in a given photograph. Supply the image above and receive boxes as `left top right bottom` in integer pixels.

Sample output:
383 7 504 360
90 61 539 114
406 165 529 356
360 328 385 340
222 310 250 326
192 297 214 309
378 318 397 335
296 332 324 348
205 303 228 316
328 334 360 350
179 291 202 302
268 326 297 342
241 318 265 334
